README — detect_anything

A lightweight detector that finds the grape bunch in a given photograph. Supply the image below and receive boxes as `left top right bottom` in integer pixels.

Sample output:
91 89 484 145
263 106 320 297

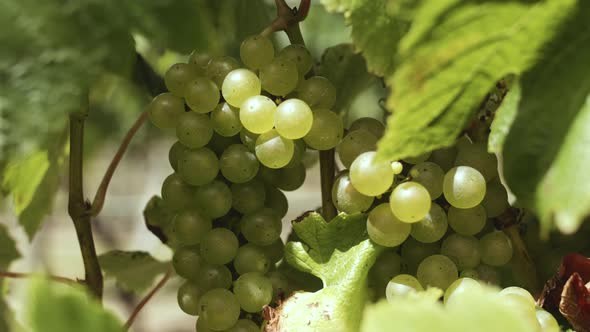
146 32 340 331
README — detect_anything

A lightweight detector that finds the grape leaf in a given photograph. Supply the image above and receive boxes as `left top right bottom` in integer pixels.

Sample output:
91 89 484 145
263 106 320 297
270 212 383 332
26 279 124 332
488 79 521 154
0 224 20 269
98 250 169 293
361 285 537 332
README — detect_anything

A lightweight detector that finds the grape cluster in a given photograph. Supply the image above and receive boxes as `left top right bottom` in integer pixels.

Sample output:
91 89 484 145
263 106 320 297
147 33 340 331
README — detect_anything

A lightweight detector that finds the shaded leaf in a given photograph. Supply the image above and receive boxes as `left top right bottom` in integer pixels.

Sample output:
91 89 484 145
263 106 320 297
99 250 169 293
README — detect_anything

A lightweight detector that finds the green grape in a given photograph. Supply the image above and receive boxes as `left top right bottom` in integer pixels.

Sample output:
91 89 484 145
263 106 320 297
285 139 306 168
185 77 220 113
441 234 481 269
400 237 440 275
173 210 212 245
268 270 291 298
172 245 202 280
164 63 199 97
265 185 288 218
274 98 313 139
177 147 219 186
240 35 275 70
303 109 343 150
391 162 403 175
222 69 261 108
196 318 214 332
332 172 374 214
161 173 194 211
255 129 295 169
144 196 176 228
349 117 385 139
260 57 299 96
459 269 479 279
416 254 458 290
536 309 560 332
239 95 277 134
207 56 240 88
233 272 273 313
188 50 211 73
370 250 402 288
241 208 282 246
257 166 280 186
197 264 232 290
147 93 184 129
455 142 498 181
403 152 431 165
296 76 336 109
385 274 423 301
389 182 431 223
240 128 259 151
198 289 241 331
177 281 203 315
443 166 486 209
231 179 266 214
227 319 260 332
447 205 487 236
275 163 306 191
479 231 513 266
278 44 313 75
233 243 271 275
481 179 509 218
476 264 501 285
336 129 378 169
208 132 241 156
262 239 285 265
349 151 394 196
220 144 260 183
200 228 239 265
168 141 187 172
499 287 536 310
367 203 411 247
176 111 213 149
429 146 458 172
195 180 232 218
409 162 444 199
211 103 242 137
443 277 480 306
410 203 448 243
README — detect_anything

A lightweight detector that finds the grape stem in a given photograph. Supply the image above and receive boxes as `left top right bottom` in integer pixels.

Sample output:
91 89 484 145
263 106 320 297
0 271 82 286
124 268 173 330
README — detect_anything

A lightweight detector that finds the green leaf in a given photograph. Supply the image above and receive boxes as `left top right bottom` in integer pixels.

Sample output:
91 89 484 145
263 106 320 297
272 212 383 332
361 285 537 332
0 224 20 270
26 279 124 332
99 250 169 293
488 79 521 154
376 0 578 161
500 2 590 234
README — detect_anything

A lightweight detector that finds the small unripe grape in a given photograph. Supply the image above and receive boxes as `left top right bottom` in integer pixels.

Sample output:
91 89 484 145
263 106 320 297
260 58 299 96
479 231 513 267
416 254 458 290
161 173 194 211
240 95 277 134
222 69 261 107
177 281 203 315
172 246 202 280
148 93 184 129
195 180 232 219
220 144 259 183
173 210 212 245
198 289 241 330
278 44 313 75
164 63 199 97
177 147 219 186
185 77 220 113
303 109 343 150
233 243 271 275
241 208 282 246
200 228 239 265
197 264 233 291
443 166 486 209
240 35 275 70
188 50 211 73
175 112 213 149
440 234 481 269
233 272 273 313
447 205 486 236
274 99 313 139
211 102 242 137
297 76 336 109
231 179 266 214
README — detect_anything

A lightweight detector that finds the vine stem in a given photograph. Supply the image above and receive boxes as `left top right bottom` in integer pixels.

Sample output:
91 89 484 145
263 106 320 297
0 271 81 286
124 268 173 330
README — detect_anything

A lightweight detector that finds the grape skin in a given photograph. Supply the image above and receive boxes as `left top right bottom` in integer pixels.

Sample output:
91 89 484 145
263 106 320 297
366 203 411 247
255 129 295 169
303 109 343 150
240 35 274 70
233 272 273 313
240 95 277 134
389 182 431 223
410 203 448 244
164 63 198 97
297 76 337 109
148 93 184 129
349 151 394 197
198 288 241 330
416 254 458 290
274 98 313 139
332 172 374 214
171 207 212 245
185 77 220 113
443 166 486 209
222 69 261 108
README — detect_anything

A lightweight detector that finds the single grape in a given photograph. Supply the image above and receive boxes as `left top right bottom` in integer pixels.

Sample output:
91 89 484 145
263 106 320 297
168 141 187 172
164 63 199 97
206 56 240 88
161 173 194 211
297 76 336 109
274 163 306 191
219 144 259 183
409 162 444 199
285 139 306 168
260 57 299 96
535 309 560 332
274 99 313 139
241 208 282 246
177 147 219 186
303 109 343 150
147 93 184 129
349 117 385 139
200 228 239 265
385 274 423 301
264 185 288 218
197 264 233 291
400 237 440 275
231 179 266 214
479 231 513 266
239 95 277 134
440 234 481 269
336 129 378 169
331 172 374 214
349 151 394 196
278 44 313 75
429 146 457 172
410 203 448 243
481 179 509 218
240 128 259 151
172 246 202 280
188 50 211 73
416 254 458 290
391 162 403 175
255 129 295 169
443 166 486 209
366 203 411 247
447 205 487 236
222 69 262 108
227 319 260 332
208 133 241 156
177 281 203 315
443 277 480 306
476 264 501 285
195 180 232 218
211 103 242 137
175 111 213 149
257 166 280 186
173 210 212 245
455 142 498 181
389 182 431 223
233 272 273 313
198 289 241 331
370 250 402 288
185 77 220 113
262 239 285 265
499 287 536 311
267 269 291 298
240 35 275 70
234 243 271 275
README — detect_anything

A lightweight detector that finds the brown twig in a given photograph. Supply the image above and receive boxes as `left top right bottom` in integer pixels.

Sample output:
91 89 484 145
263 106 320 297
124 268 173 330
0 271 82 285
